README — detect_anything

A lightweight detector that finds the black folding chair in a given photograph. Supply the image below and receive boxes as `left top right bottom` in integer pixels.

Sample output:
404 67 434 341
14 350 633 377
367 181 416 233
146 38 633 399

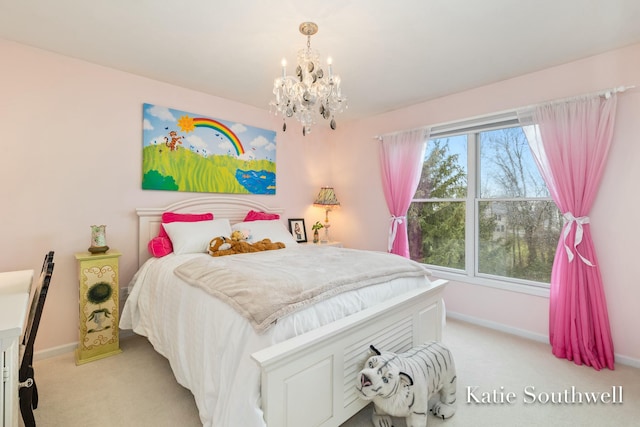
19 251 55 427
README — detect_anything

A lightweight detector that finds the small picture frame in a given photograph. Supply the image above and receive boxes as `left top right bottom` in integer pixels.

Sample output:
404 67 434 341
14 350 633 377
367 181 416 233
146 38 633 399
288 218 307 243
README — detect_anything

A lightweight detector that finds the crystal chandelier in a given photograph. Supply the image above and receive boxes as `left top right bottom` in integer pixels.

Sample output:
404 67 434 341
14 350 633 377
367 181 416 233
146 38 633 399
270 22 347 136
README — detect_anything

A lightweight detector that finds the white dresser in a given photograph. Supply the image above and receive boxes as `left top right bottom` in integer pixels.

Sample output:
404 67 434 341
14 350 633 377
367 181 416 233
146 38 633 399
0 270 33 427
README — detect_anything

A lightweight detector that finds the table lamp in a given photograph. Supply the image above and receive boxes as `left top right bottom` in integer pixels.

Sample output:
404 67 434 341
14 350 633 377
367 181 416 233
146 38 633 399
313 187 340 243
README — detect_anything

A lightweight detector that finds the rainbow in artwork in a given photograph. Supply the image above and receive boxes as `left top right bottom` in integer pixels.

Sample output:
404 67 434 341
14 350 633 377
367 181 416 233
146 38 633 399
177 115 245 156
193 117 245 156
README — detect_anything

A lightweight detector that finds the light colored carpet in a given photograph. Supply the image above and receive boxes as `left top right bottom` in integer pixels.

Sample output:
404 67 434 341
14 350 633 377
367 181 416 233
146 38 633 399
30 335 201 427
30 318 639 426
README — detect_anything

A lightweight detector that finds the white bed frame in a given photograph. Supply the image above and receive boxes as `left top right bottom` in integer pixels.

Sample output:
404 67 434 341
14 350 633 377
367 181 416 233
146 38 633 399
136 196 447 427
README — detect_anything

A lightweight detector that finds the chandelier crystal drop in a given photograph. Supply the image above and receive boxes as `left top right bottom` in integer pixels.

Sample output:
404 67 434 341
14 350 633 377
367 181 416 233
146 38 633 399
270 22 347 136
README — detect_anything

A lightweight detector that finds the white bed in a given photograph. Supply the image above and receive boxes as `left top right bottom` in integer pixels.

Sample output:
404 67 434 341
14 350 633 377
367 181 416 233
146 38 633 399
121 196 447 427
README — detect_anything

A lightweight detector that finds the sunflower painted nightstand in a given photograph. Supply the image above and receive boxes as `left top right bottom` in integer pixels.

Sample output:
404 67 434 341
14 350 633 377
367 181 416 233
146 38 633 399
75 250 122 365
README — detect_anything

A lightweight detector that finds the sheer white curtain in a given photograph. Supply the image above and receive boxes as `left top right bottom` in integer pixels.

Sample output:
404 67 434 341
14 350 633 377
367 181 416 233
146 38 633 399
379 128 428 257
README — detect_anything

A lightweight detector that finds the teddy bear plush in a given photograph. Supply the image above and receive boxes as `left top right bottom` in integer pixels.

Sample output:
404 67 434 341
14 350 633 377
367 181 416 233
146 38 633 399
250 239 286 252
230 229 248 242
208 236 235 256
208 234 285 257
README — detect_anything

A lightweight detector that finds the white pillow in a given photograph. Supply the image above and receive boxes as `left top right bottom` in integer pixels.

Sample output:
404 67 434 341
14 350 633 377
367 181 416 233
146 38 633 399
232 220 298 247
163 219 232 254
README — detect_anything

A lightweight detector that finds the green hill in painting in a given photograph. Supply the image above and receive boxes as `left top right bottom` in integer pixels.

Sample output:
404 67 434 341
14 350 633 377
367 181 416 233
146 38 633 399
141 145 276 194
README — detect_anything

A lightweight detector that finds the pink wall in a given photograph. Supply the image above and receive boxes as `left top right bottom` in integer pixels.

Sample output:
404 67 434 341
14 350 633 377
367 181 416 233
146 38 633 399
334 43 640 364
2 38 639 365
0 39 331 352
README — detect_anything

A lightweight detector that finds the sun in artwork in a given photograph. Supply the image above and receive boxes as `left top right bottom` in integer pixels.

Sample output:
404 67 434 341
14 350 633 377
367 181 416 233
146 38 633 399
177 115 195 133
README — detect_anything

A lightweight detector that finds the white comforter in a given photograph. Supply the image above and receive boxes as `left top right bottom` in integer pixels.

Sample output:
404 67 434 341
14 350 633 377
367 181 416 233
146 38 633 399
120 246 432 427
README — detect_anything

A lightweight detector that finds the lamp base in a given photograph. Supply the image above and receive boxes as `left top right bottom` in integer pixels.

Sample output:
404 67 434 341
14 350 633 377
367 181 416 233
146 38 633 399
322 221 331 243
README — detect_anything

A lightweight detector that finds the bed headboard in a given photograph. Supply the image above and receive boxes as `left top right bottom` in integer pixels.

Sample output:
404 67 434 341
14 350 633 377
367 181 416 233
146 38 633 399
136 196 286 267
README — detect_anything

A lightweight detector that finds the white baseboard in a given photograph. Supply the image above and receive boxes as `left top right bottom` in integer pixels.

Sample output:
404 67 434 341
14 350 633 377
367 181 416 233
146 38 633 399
34 329 136 361
613 353 640 369
33 342 77 361
446 311 548 343
446 311 640 369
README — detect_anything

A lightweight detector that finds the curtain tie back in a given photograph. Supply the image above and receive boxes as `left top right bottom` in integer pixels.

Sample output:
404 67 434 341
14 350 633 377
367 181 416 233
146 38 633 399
563 212 594 266
388 215 406 252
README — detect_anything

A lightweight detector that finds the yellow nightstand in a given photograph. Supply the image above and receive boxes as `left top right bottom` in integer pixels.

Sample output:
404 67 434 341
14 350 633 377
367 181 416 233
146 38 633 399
75 250 122 365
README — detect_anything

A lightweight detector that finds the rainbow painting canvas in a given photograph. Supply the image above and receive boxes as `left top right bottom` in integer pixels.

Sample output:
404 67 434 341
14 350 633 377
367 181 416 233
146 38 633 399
141 103 277 194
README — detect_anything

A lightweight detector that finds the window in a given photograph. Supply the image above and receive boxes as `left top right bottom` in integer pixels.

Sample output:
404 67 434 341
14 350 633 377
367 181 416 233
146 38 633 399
408 115 562 289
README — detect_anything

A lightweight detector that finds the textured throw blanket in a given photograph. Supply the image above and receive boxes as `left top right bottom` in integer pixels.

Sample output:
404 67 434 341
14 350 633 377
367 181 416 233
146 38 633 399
173 247 430 333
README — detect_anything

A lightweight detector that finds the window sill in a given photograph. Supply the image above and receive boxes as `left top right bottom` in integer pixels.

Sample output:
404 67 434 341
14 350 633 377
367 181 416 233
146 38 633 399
428 269 550 298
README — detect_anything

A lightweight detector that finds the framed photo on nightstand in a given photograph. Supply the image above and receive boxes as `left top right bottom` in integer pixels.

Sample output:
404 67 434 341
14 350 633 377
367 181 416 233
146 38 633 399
288 218 307 243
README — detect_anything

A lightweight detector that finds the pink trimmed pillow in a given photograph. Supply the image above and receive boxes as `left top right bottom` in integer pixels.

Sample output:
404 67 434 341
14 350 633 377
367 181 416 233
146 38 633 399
243 210 280 222
148 212 214 257
158 212 214 237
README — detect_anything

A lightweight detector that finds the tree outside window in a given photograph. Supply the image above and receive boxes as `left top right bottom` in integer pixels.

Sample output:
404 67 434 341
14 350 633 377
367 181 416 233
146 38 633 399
408 125 561 286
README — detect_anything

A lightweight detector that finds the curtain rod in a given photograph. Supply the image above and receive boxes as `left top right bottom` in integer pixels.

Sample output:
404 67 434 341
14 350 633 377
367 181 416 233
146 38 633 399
517 85 636 113
373 125 429 141
371 84 636 141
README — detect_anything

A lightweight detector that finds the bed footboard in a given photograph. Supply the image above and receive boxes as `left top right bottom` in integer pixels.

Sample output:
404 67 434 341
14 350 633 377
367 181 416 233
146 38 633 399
251 279 447 427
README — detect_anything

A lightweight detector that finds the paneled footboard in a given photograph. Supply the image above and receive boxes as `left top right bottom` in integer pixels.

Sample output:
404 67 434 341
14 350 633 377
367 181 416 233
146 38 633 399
251 279 447 427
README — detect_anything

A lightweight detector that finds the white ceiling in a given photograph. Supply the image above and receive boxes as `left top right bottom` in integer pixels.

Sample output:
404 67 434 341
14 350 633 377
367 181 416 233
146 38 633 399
2 0 640 123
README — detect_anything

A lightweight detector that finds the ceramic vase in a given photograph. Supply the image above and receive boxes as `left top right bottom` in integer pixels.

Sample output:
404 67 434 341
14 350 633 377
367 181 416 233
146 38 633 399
89 225 109 253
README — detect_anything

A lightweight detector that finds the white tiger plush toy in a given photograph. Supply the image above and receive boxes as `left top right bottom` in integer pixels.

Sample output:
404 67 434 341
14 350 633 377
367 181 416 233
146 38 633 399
355 341 457 427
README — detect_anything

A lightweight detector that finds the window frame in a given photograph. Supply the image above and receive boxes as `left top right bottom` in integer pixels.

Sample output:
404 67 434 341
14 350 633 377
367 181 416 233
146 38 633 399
413 113 553 297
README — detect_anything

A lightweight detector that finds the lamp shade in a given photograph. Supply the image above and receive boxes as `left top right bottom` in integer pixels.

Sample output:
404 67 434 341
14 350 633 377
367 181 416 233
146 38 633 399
314 187 340 208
